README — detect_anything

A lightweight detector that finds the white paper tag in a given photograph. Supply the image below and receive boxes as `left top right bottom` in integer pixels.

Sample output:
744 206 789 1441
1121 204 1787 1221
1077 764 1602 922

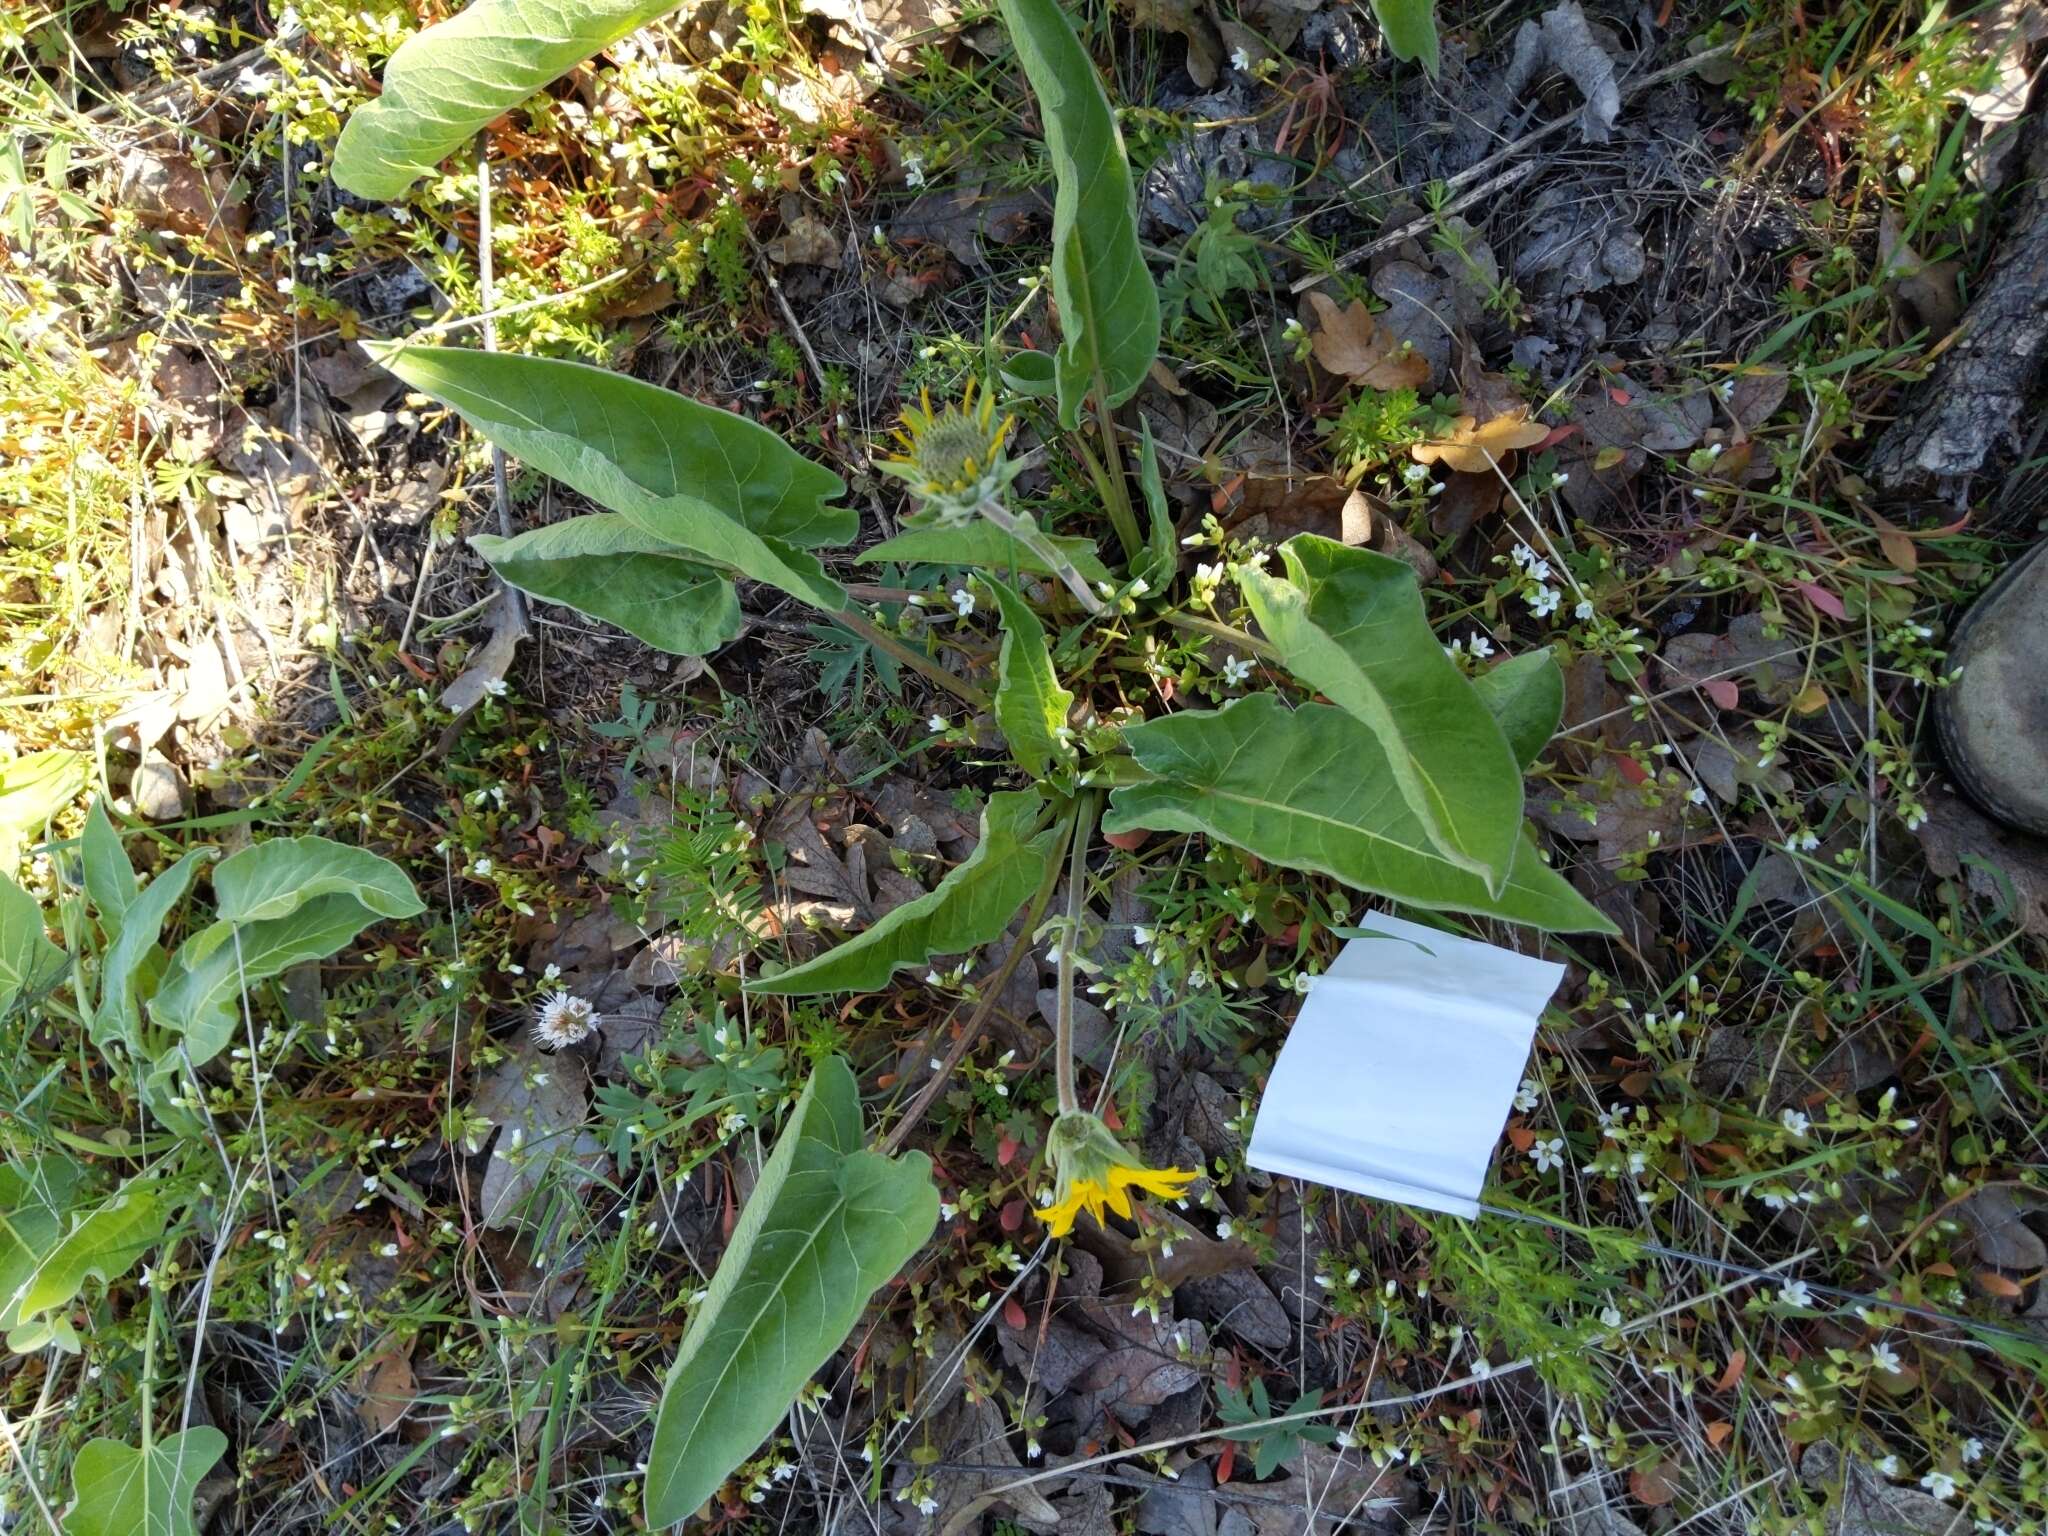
1246 910 1566 1219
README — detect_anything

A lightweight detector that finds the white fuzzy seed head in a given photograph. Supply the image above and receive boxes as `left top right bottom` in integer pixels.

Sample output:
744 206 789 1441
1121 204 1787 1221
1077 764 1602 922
533 990 600 1050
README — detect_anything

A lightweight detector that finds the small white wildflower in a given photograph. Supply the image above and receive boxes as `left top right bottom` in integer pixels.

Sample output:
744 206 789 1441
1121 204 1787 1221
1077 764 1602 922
1920 1472 1957 1500
534 990 601 1049
1575 599 1596 620
928 714 948 733
1468 634 1494 659
1514 1077 1541 1112
1780 1107 1812 1139
1528 584 1563 618
1687 785 1708 805
1599 1304 1623 1329
1876 1455 1902 1477
1221 654 1254 686
950 587 975 617
1961 1439 1984 1464
1532 1137 1565 1174
1778 1279 1813 1308
472 857 493 876
1870 1342 1903 1374
1230 44 1252 70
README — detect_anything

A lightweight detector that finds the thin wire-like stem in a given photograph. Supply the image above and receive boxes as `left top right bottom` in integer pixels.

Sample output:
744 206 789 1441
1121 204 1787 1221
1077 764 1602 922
1053 789 1101 1117
1160 609 1280 661
976 498 1105 615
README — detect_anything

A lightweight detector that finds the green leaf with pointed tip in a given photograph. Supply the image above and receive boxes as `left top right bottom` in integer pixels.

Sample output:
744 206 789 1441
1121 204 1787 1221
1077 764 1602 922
1239 536 1522 891
747 791 1057 995
1105 696 1614 933
0 1178 162 1331
0 1156 84 1328
858 523 1113 586
646 1057 935 1526
373 345 850 610
1471 650 1564 771
1369 0 1441 74
62 1426 226 1536
0 748 87 857
213 835 424 924
995 0 1160 426
94 848 214 1053
471 516 742 656
331 0 688 200
0 872 63 1016
81 802 136 938
1133 419 1178 592
986 577 1075 780
150 894 392 1066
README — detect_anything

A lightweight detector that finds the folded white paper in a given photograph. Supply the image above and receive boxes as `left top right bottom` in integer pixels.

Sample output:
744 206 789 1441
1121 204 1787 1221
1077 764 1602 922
1246 910 1565 1219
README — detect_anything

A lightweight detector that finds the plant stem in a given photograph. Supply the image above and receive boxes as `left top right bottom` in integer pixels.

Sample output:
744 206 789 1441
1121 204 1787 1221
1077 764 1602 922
877 804 1077 1157
832 607 989 711
1090 394 1144 565
1160 610 1280 662
976 497 1106 615
1054 788 1101 1117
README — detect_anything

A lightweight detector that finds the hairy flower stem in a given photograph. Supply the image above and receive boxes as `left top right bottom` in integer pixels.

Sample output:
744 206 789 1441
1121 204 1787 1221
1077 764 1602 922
1054 789 1102 1117
976 498 1106 616
832 607 989 710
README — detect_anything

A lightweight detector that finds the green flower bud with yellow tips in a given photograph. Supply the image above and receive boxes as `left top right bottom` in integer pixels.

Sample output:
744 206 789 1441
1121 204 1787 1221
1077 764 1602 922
1037 1109 1197 1238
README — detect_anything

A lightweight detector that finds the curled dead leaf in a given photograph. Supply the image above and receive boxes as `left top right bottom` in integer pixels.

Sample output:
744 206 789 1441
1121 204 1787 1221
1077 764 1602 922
1306 291 1432 390
1411 409 1550 474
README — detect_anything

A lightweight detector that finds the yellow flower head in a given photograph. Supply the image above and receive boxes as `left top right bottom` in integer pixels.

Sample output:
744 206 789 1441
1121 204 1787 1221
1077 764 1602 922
1037 1110 1197 1238
876 377 1017 526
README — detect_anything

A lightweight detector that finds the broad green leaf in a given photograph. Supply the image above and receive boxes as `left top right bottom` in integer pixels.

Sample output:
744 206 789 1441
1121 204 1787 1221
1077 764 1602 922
374 346 851 610
0 1178 162 1331
94 849 215 1052
996 0 1160 426
1239 536 1522 890
150 894 391 1065
1105 696 1614 934
747 791 1057 995
1369 0 1441 74
858 523 1113 585
999 349 1057 398
1471 650 1564 770
471 516 742 656
0 872 64 1015
0 1156 85 1324
646 1057 934 1525
986 577 1075 780
0 747 87 857
331 0 687 200
213 835 423 924
81 801 136 937
62 1426 226 1536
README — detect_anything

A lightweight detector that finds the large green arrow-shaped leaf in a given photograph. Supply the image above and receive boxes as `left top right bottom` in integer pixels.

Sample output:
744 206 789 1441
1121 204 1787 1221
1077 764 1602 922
646 1056 935 1526
747 791 1057 995
0 872 63 1016
1239 536 1522 891
149 895 392 1066
986 577 1076 780
471 515 742 656
996 0 1160 426
213 835 425 924
1471 650 1564 770
0 1178 162 1331
92 848 214 1053
331 0 688 200
1105 696 1613 933
62 1426 226 1536
375 346 851 611
1369 0 1441 75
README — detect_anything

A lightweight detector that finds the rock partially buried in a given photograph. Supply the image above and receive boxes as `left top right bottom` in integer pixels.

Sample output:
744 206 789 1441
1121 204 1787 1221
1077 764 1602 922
131 749 187 822
1937 539 2048 835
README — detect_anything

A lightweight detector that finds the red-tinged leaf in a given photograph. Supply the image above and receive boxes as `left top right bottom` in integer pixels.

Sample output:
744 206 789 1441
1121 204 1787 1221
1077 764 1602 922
1606 386 1632 405
1797 582 1846 619
1101 1101 1123 1132
1216 1442 1236 1485
1506 1122 1536 1152
1703 678 1740 710
1705 1420 1733 1447
1104 828 1150 851
1003 1296 1027 1329
1536 423 1581 450
1000 1198 1027 1232
1976 1269 2024 1299
997 1133 1020 1166
1715 1350 1746 1392
1613 752 1650 785
1630 1460 1679 1507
